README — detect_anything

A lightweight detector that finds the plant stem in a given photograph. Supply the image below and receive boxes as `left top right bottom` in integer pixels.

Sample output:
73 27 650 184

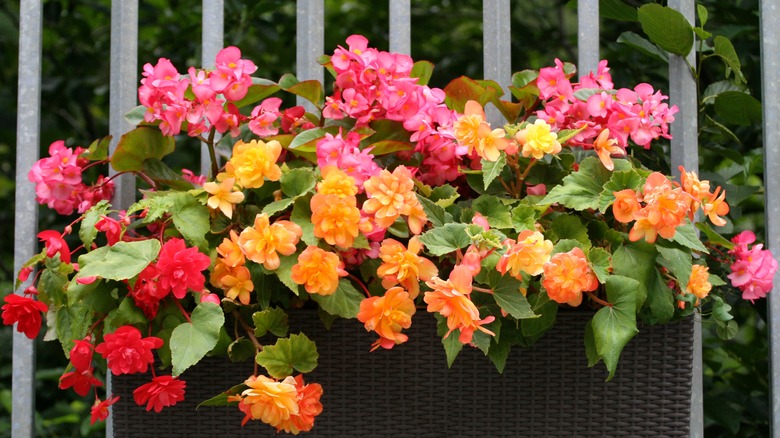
207 128 219 179
232 310 263 352
348 273 372 298
472 285 494 294
586 292 612 308
172 299 192 323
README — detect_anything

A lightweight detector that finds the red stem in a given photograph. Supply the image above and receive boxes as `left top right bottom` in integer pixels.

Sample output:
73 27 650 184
172 299 192 323
586 292 612 308
348 273 372 298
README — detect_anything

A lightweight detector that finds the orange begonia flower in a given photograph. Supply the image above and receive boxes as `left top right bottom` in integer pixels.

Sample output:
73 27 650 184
541 247 599 306
239 213 302 270
357 286 416 351
496 230 553 278
317 166 358 198
222 139 282 189
424 265 495 344
234 375 299 429
376 237 438 299
629 172 693 243
220 264 254 305
275 375 323 435
216 230 245 268
612 189 641 224
362 165 428 235
453 100 509 162
686 264 712 300
203 177 244 218
291 246 347 295
702 186 729 227
592 128 625 171
310 193 361 248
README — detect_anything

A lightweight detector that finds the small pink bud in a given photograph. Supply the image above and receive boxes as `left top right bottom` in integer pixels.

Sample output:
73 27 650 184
24 286 38 296
64 225 73 235
18 266 33 282
77 276 98 285
472 213 490 231
201 293 221 305
526 184 547 196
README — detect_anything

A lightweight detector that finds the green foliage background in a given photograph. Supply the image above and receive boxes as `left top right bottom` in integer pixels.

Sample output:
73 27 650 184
0 0 766 436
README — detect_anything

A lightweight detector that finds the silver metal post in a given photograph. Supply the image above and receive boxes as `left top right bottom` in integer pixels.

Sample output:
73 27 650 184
389 0 411 55
296 0 324 114
760 1 780 436
482 0 511 127
13 1 43 435
667 1 702 436
201 0 224 177
108 2 139 436
577 0 599 76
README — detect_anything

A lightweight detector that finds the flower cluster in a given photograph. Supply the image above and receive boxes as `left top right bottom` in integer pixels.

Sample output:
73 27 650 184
3 35 776 435
28 140 114 215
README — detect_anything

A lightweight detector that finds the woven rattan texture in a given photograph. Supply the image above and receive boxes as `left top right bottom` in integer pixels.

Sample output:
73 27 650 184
112 312 694 437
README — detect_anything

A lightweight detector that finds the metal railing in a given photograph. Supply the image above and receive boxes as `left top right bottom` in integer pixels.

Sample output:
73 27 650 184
11 0 779 437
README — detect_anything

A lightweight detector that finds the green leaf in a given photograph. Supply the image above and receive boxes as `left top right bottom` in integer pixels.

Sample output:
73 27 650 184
253 307 290 338
668 222 708 253
171 192 210 249
84 135 112 161
366 140 414 155
228 338 257 363
714 91 762 126
436 315 463 367
598 169 643 213
521 291 557 339
584 320 599 367
511 70 538 89
696 4 708 26
541 157 629 210
288 127 338 153
170 302 225 376
261 198 295 216
716 320 738 340
588 248 612 284
443 76 496 113
482 155 507 190
492 275 537 319
713 36 746 85
511 204 539 232
54 302 92 356
416 195 453 228
418 223 471 256
616 31 669 63
76 240 160 281
103 297 147 334
702 80 749 106
233 78 282 109
600 0 638 21
638 4 694 56
255 333 318 379
196 383 245 408
281 168 316 198
291 197 317 246
142 159 194 191
124 105 148 126
591 275 640 380
285 80 324 109
310 279 363 319
656 241 693 289
127 192 176 223
411 60 434 86
639 268 675 325
79 200 111 249
111 126 176 172
611 241 656 309
472 195 513 229
551 215 591 247
275 254 303 295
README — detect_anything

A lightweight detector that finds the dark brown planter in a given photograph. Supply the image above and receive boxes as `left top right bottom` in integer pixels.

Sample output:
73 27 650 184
112 312 693 437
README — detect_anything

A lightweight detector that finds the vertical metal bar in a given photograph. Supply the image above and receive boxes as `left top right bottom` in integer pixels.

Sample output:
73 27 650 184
389 0 411 55
577 0 599 76
13 1 43 437
667 1 702 437
201 0 224 177
482 0 511 127
760 1 780 436
108 2 139 436
296 0 324 114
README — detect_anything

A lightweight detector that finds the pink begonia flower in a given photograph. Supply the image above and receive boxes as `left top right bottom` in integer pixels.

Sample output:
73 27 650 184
728 231 778 301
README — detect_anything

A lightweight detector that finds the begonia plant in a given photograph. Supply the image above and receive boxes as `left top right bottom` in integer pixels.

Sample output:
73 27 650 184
4 33 776 434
